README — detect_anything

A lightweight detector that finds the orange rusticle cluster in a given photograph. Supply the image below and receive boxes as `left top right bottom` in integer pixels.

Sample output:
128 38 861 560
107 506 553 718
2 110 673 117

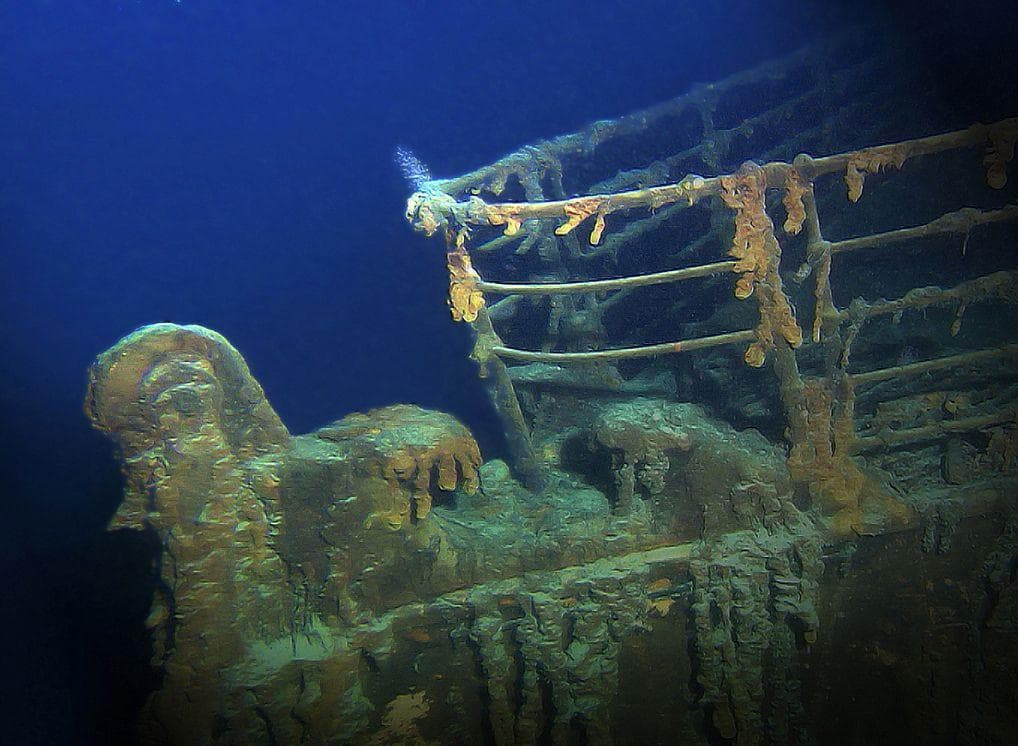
781 168 809 235
486 203 526 237
446 230 485 322
488 195 613 246
785 378 911 538
843 143 911 202
720 162 803 367
720 163 770 300
985 123 1018 189
554 196 604 239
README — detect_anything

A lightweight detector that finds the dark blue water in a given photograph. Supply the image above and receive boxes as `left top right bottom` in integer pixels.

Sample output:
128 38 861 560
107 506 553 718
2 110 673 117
2 1 1014 742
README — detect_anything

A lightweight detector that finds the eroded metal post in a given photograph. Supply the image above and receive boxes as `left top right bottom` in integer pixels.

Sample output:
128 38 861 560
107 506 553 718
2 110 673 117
443 227 545 490
469 309 546 490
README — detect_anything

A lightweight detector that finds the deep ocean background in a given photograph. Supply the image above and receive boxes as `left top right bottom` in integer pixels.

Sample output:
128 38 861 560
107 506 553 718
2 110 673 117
2 1 1016 742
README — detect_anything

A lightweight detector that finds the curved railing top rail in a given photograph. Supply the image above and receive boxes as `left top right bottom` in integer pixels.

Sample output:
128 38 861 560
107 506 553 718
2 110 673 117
407 118 1018 244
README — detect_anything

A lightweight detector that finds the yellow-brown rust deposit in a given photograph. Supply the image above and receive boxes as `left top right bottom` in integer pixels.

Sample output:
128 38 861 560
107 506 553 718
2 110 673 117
782 168 808 235
486 203 526 236
318 404 482 521
787 378 911 538
446 230 485 322
554 196 605 236
844 143 911 202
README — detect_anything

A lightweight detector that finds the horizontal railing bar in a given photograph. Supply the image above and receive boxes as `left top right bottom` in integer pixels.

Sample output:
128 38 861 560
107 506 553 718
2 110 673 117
802 122 998 179
849 345 1018 385
831 205 1018 254
837 271 1017 322
850 409 1016 453
477 261 736 296
492 329 755 363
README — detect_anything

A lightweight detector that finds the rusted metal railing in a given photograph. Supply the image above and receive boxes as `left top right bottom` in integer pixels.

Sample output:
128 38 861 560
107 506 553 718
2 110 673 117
405 44 1018 519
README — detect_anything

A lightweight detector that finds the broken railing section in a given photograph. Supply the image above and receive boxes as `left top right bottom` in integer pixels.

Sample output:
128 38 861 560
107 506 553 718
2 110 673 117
781 272 1018 533
833 272 1018 453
